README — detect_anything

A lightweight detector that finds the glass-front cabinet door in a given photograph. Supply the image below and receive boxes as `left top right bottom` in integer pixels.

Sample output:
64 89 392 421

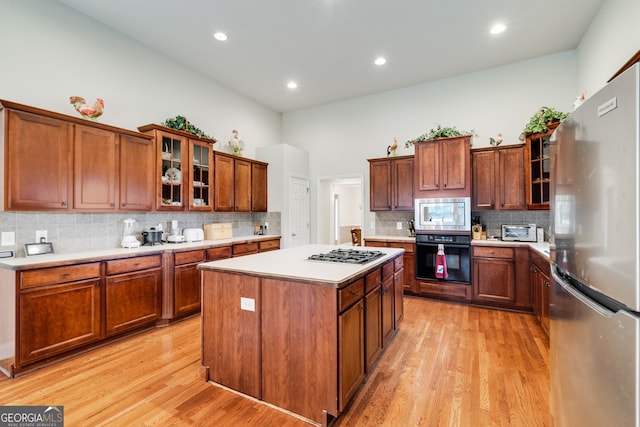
189 140 212 210
159 132 185 210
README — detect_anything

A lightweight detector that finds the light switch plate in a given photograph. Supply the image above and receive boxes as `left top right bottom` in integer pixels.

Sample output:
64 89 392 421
397 222 403 230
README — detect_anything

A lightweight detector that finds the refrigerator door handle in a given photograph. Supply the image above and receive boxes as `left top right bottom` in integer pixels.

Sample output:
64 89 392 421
551 266 614 318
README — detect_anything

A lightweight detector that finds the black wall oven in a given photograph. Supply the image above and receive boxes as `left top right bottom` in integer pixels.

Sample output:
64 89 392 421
415 233 471 283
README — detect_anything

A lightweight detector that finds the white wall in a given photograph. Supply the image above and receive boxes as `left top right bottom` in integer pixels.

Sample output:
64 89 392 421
577 0 640 96
0 1 282 159
283 52 578 242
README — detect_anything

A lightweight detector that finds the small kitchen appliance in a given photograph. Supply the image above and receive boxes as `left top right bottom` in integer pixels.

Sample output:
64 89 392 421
183 228 204 242
414 197 471 232
165 220 185 243
121 218 141 248
142 228 163 245
501 224 537 242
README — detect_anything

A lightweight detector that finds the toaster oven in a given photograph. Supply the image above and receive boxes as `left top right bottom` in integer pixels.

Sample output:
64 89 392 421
501 224 537 242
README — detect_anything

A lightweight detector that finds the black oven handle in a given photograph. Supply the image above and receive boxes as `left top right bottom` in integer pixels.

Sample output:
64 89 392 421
416 242 470 248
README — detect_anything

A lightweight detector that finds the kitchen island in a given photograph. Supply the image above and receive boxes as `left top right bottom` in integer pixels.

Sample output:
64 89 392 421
198 244 405 426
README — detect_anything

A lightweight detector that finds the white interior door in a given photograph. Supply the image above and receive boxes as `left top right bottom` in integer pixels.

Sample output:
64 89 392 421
288 175 310 248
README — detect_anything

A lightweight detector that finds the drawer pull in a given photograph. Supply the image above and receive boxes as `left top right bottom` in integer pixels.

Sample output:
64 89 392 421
351 291 361 297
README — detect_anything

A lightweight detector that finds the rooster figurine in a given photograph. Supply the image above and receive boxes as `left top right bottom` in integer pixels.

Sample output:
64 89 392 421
69 96 104 121
387 137 398 157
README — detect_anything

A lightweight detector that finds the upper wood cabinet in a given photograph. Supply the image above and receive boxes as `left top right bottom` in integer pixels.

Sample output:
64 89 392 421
120 134 155 211
214 152 269 213
472 145 526 211
524 124 557 210
1 100 155 212
139 124 216 211
414 135 471 198
2 107 73 211
368 155 414 211
74 124 118 210
251 161 268 212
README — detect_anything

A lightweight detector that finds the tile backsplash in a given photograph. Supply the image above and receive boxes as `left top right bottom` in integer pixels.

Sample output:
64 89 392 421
372 210 551 240
472 210 551 240
0 211 280 257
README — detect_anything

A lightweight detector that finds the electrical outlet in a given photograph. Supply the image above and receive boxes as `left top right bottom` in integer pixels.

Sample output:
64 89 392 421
1 232 15 246
264 222 269 230
396 222 403 230
36 230 48 243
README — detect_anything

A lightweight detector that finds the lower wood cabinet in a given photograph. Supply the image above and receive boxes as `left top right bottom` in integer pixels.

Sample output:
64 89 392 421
530 249 551 336
105 255 162 336
173 250 206 317
365 239 415 293
381 260 395 347
471 244 531 312
17 263 102 367
364 269 382 373
338 279 365 410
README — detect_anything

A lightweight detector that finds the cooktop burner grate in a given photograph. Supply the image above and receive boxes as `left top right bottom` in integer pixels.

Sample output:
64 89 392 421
306 249 384 264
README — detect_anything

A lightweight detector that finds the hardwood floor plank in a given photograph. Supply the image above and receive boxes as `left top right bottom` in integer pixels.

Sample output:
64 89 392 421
0 297 549 426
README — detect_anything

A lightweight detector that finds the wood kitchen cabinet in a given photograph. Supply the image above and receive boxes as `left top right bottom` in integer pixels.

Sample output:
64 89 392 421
105 255 162 336
414 135 471 198
1 100 155 212
139 123 218 211
251 161 268 212
234 158 252 212
364 269 382 373
472 145 526 211
120 134 156 211
172 250 205 317
338 278 365 410
2 107 72 211
394 257 404 326
17 263 102 367
214 152 269 212
188 139 213 211
368 155 414 211
472 244 531 311
530 249 551 336
524 124 558 210
74 124 118 210
381 260 395 347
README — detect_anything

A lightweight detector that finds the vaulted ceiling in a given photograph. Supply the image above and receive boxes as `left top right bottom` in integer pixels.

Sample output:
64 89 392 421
56 0 604 112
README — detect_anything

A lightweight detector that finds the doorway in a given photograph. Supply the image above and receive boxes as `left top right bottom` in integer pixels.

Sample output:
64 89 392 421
317 175 363 245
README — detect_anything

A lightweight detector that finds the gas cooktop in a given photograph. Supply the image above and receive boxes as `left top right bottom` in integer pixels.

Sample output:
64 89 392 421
306 249 384 264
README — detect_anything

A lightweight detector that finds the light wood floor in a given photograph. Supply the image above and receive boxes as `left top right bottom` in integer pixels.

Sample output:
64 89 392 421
0 297 550 426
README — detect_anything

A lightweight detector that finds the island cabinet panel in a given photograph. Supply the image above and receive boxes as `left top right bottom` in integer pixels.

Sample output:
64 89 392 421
260 278 338 421
339 299 365 410
381 261 395 347
364 270 382 372
202 272 262 399
4 108 73 211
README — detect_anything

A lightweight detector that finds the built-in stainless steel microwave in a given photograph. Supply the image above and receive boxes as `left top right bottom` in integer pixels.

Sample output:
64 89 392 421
414 197 471 232
501 224 537 242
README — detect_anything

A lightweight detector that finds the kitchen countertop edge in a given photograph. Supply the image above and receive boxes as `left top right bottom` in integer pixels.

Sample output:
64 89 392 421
0 235 281 271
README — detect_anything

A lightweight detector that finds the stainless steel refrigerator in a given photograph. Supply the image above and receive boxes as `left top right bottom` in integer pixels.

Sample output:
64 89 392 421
550 62 640 427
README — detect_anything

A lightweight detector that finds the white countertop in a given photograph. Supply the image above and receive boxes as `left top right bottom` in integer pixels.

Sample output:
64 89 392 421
198 244 404 286
0 235 280 270
472 239 551 260
364 235 416 243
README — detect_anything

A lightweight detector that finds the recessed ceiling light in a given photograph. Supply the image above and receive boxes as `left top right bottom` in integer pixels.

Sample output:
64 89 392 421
374 57 387 66
490 23 506 35
287 81 298 89
213 32 228 41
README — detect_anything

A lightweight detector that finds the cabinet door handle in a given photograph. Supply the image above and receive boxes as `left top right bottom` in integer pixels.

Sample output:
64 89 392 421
61 200 67 207
96 280 101 287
